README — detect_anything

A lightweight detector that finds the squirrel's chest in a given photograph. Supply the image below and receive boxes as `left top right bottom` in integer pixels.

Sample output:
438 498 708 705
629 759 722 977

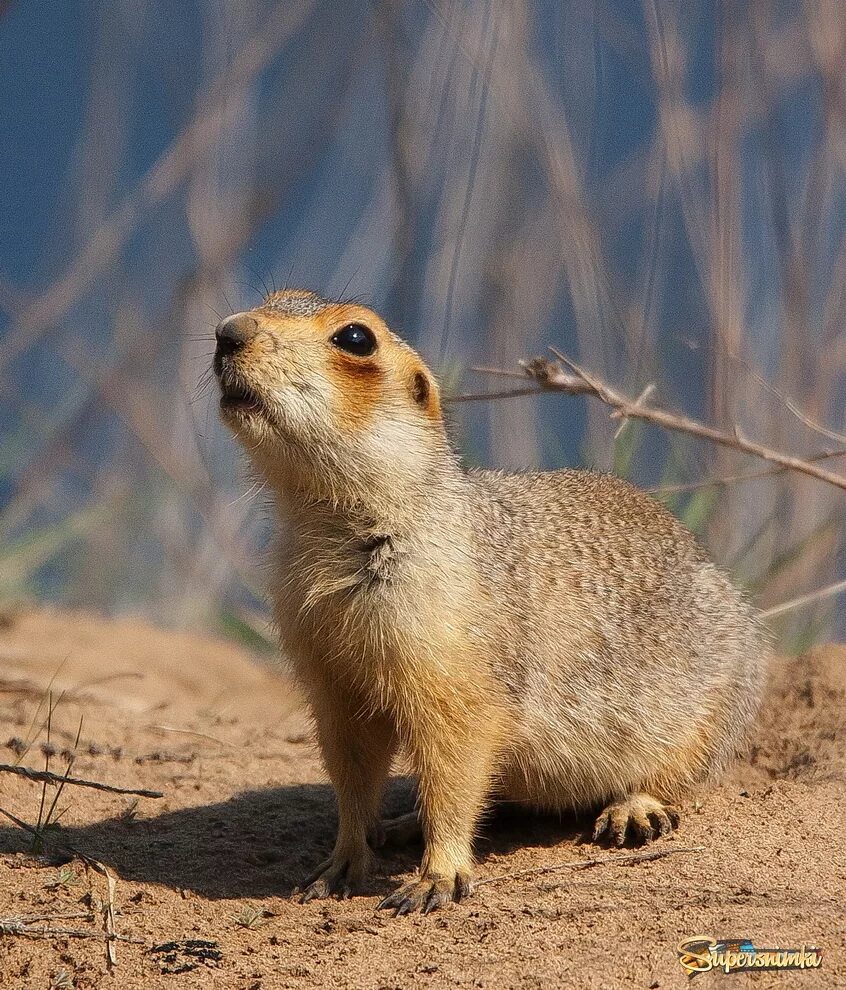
272 528 421 666
270 521 490 714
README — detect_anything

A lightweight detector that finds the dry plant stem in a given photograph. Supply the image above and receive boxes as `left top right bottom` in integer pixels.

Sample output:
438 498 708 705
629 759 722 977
470 365 539 379
102 865 118 968
614 383 656 440
736 356 846 446
148 724 227 745
0 763 163 799
10 912 92 923
477 845 705 887
0 804 121 969
783 395 846 445
520 353 846 493
446 386 546 403
0 920 141 944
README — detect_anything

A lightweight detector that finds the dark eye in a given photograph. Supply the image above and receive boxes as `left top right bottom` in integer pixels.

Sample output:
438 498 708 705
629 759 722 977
330 323 377 356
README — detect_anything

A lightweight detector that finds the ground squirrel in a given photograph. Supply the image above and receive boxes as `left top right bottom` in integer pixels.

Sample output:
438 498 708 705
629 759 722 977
213 289 769 915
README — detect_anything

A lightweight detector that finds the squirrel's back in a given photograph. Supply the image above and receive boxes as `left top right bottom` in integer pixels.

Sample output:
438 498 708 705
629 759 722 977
465 467 768 806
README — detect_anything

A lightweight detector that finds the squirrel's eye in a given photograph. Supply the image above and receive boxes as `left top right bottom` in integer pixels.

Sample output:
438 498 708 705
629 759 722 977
330 323 377 356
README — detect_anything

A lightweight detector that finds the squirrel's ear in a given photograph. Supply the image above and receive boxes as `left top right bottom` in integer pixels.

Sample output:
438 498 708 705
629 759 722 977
411 371 430 406
410 369 443 421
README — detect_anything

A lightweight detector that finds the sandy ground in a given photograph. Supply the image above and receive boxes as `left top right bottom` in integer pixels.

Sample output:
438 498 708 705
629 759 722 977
0 608 842 989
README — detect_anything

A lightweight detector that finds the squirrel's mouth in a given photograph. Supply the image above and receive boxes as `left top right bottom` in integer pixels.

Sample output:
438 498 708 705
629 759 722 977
217 370 268 417
220 383 262 409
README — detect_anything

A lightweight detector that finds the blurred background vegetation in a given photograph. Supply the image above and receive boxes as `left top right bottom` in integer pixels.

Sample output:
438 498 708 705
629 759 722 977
1 1 844 650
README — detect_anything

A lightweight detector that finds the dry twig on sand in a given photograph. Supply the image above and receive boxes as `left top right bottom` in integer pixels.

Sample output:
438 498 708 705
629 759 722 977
0 763 163 798
477 845 705 887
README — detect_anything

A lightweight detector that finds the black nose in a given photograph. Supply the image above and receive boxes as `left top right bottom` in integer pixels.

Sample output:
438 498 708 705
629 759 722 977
215 313 258 357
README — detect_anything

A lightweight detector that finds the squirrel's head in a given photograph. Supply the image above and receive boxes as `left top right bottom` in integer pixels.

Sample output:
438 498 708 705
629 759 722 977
213 290 448 507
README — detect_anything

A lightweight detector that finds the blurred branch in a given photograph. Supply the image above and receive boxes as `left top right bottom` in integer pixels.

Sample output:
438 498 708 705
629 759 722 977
446 386 547 403
0 0 318 373
647 449 846 496
735 356 846 445
473 352 846 493
760 576 846 620
0 275 29 317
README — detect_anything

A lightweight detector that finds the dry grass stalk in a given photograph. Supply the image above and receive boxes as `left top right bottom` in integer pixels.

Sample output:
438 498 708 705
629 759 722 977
646 449 846 496
0 918 141 945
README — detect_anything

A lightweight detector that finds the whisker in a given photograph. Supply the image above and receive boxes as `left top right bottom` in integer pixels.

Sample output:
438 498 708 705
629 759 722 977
245 263 270 299
227 479 268 509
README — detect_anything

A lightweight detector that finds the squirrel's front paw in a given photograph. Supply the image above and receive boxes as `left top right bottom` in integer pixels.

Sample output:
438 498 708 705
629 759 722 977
378 870 473 916
295 849 371 903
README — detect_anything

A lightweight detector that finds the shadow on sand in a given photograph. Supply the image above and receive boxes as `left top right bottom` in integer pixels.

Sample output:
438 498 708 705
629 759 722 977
0 777 586 900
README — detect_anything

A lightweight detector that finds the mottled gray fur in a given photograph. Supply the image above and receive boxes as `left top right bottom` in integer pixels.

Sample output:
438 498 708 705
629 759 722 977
266 292 331 318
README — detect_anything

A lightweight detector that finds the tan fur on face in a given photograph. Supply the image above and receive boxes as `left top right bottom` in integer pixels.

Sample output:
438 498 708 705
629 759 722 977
214 289 771 914
267 301 386 433
219 296 443 466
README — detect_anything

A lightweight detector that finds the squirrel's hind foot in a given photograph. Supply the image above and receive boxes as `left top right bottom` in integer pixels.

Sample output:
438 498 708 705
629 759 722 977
375 811 423 849
592 793 680 847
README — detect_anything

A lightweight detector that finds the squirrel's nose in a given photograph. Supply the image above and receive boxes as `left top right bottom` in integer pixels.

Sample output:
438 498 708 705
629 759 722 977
215 313 258 357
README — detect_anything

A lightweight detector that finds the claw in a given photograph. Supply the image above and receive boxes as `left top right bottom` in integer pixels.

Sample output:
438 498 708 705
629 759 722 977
592 809 610 843
377 872 470 916
649 810 672 837
593 794 680 847
300 881 327 904
296 852 369 903
422 887 451 914
455 874 474 901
